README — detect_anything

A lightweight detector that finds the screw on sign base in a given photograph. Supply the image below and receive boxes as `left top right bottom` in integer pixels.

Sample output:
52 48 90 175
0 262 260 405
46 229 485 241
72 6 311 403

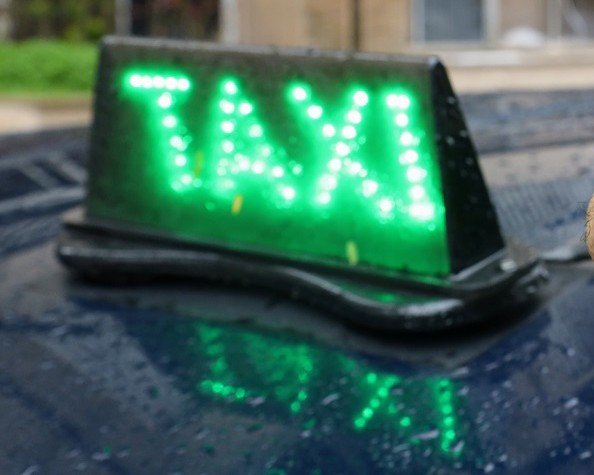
586 196 594 259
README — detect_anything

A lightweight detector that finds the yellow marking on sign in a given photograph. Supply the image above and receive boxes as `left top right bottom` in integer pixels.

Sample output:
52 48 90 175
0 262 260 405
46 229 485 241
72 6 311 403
194 150 205 177
346 240 359 266
232 194 244 215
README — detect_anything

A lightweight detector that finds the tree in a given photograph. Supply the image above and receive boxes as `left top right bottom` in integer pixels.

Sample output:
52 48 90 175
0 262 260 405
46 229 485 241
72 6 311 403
10 0 115 41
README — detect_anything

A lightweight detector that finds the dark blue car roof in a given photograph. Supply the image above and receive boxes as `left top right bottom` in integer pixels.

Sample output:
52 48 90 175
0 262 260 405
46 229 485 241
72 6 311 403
0 90 593 474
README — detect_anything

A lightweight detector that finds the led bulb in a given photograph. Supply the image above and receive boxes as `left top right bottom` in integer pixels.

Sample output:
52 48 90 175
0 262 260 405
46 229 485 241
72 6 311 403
317 192 331 205
162 115 177 128
353 90 369 107
219 99 235 114
400 131 415 146
319 174 338 190
399 150 419 165
165 77 178 90
378 198 394 214
407 166 427 182
410 203 435 220
158 93 173 108
292 86 308 101
271 166 284 178
280 186 296 200
221 121 235 133
342 125 357 139
141 76 153 88
249 124 263 138
395 113 409 127
307 105 323 119
409 185 426 200
151 76 164 89
346 110 362 124
387 93 411 109
362 179 379 197
335 142 350 157
235 154 250 170
129 75 143 87
252 160 266 174
178 78 191 91
238 102 253 115
170 136 185 150
222 140 235 153
348 161 363 175
328 157 342 171
322 124 336 138
224 80 238 95
260 145 272 157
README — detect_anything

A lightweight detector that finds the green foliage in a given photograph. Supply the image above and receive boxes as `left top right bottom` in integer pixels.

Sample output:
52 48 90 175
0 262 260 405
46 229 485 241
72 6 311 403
0 41 97 93
11 0 114 42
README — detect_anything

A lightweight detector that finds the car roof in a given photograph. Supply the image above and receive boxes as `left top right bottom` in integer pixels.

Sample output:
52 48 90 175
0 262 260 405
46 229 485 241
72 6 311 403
0 89 593 473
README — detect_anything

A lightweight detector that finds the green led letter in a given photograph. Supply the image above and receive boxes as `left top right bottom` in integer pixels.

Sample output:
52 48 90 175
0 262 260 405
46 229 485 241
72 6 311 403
124 72 193 190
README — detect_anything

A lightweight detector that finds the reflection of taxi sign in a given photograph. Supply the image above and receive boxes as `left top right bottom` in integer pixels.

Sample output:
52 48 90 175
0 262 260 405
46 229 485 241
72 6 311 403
193 322 464 455
58 37 546 330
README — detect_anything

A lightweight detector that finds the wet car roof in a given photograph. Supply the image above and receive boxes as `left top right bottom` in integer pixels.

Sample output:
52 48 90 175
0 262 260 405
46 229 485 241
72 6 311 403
0 90 593 474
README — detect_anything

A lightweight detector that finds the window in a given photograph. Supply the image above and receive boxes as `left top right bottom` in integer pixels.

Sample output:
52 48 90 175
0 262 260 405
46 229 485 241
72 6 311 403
414 0 484 42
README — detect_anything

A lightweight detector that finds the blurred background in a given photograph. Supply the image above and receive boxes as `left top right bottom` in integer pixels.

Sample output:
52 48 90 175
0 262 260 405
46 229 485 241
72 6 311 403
3 0 594 133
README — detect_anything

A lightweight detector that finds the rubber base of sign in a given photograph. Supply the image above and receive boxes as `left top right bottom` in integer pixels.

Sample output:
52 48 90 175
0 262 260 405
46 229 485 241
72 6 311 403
57 212 547 332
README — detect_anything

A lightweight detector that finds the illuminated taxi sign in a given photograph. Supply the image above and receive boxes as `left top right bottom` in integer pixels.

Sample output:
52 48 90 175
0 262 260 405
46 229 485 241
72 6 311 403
59 37 544 328
86 37 505 281
109 64 448 277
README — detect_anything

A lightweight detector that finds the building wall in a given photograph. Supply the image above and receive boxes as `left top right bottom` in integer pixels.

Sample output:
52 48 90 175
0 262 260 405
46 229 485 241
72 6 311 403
236 0 306 47
500 0 548 37
234 0 353 49
227 0 594 51
231 0 409 51
305 0 352 48
360 0 410 52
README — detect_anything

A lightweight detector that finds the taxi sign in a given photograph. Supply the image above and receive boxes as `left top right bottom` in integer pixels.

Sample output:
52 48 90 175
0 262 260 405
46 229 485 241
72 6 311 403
58 37 545 329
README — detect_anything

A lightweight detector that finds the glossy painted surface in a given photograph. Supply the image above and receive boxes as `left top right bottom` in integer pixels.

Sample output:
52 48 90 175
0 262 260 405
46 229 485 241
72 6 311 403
1 85 594 473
